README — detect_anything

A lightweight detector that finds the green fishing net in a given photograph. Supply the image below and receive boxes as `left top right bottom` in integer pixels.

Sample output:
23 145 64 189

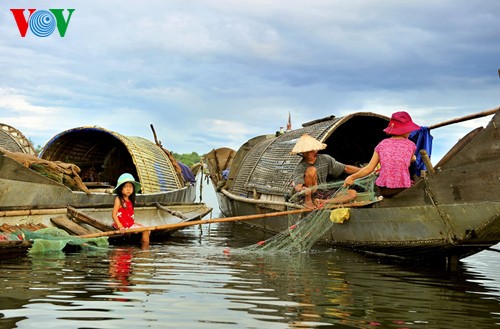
239 174 378 253
21 227 109 254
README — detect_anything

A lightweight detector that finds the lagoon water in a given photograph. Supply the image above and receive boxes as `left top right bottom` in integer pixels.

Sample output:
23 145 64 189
0 181 499 328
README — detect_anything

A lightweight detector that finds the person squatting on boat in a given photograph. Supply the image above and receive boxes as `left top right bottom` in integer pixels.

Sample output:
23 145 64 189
343 111 420 198
112 173 151 248
291 134 361 209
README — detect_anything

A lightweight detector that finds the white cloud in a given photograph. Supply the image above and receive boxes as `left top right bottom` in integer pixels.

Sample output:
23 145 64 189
0 0 497 155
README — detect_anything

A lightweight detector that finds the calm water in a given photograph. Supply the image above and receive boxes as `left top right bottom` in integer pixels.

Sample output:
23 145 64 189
0 182 499 328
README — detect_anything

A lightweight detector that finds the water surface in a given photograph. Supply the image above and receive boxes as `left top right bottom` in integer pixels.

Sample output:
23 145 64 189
0 221 499 329
0 182 499 328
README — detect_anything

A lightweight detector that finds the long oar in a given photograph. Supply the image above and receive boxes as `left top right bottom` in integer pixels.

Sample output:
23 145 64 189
428 106 498 130
79 200 376 239
79 207 313 239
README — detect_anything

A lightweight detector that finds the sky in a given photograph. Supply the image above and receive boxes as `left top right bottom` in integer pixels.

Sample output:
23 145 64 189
0 0 498 162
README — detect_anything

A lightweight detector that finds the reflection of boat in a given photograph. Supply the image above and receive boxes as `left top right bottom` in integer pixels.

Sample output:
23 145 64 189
223 243 500 328
206 108 500 266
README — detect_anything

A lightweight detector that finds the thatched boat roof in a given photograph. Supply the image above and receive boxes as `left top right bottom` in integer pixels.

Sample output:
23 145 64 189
39 126 183 194
0 123 36 155
225 112 390 197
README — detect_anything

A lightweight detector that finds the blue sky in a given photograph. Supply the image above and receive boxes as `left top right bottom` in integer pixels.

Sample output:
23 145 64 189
0 1 498 162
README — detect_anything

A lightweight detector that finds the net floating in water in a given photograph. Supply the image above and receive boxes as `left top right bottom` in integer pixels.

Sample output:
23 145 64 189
20 227 109 254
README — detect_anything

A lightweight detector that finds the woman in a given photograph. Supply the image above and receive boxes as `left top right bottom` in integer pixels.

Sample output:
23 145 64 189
343 111 420 198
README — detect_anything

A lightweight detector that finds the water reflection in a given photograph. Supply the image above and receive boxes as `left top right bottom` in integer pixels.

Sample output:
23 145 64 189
0 223 498 329
108 247 133 292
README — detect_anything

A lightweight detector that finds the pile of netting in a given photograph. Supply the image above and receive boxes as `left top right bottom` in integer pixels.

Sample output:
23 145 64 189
20 227 109 254
237 174 378 254
0 146 91 194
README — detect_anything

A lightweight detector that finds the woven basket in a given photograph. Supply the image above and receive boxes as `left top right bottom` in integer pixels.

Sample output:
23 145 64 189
0 123 37 155
40 126 182 194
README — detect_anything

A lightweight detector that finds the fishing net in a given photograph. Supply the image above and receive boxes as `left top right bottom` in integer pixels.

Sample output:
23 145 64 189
237 174 378 254
20 227 109 254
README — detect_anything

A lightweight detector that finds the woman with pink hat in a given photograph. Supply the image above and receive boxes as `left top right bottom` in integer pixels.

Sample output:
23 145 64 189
343 111 420 198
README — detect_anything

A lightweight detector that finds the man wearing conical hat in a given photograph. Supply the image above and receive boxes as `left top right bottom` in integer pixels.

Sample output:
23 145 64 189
291 134 361 209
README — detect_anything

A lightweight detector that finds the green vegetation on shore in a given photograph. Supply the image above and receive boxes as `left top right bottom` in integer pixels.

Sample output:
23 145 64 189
172 152 202 167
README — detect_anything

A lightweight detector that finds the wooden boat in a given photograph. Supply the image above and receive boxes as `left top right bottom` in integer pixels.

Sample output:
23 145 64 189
0 125 196 210
205 107 500 266
0 240 32 258
0 125 212 249
0 202 212 245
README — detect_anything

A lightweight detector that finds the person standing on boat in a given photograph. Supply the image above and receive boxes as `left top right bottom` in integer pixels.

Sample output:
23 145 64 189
112 173 150 247
291 134 361 209
343 111 420 198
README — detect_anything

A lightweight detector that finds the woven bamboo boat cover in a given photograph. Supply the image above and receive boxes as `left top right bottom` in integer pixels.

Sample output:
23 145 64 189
40 126 182 194
0 123 36 155
230 118 338 197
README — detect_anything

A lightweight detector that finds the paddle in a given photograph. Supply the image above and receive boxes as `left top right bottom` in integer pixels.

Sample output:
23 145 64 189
78 200 375 239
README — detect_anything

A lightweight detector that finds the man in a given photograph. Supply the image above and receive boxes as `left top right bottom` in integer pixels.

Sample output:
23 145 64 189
291 134 361 209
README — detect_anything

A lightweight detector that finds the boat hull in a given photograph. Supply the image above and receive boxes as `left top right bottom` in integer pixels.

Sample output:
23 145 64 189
216 192 500 262
0 153 196 211
209 109 500 264
0 203 212 244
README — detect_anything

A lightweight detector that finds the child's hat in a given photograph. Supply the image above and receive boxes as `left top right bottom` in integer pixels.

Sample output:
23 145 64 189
291 134 327 154
383 111 420 135
113 173 141 194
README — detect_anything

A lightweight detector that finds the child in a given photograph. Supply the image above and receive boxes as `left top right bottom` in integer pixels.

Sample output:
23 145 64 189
112 173 150 247
343 111 420 198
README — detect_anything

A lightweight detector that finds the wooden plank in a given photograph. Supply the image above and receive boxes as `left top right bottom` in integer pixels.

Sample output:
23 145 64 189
67 206 113 232
51 216 90 236
0 240 32 258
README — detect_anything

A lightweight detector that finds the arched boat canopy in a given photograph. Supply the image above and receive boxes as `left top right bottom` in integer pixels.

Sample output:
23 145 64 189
39 126 182 194
0 123 37 155
226 112 390 198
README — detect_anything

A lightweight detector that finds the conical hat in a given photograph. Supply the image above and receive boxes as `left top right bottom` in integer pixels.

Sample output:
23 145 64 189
290 134 327 154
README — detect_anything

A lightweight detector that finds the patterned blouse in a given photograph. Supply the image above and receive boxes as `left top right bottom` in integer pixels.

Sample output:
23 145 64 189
375 138 417 189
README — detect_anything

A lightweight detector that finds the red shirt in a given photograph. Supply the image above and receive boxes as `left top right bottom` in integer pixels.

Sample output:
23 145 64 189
113 199 135 229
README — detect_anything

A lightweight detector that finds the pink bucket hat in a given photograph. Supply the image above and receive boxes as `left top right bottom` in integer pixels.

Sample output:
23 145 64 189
383 111 420 135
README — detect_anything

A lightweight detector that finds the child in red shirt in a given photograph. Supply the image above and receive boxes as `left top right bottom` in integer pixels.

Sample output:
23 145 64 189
112 173 150 247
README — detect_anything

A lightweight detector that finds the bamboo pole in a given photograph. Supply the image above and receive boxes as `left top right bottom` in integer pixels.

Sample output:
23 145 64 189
419 150 435 173
79 200 375 239
80 207 314 239
0 208 67 218
428 107 499 130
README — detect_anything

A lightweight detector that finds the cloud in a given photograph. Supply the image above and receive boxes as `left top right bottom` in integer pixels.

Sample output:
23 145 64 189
0 0 497 160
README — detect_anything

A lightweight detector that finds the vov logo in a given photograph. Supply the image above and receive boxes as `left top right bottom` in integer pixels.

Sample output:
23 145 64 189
11 9 75 37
